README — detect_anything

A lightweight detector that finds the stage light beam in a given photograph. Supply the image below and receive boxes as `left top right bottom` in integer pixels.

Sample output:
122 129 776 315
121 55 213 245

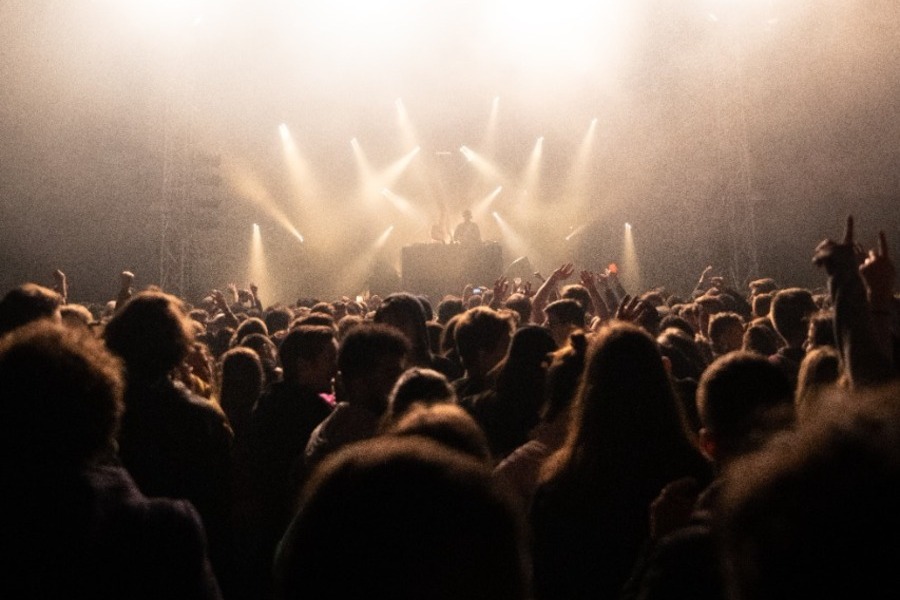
473 186 503 220
622 222 642 292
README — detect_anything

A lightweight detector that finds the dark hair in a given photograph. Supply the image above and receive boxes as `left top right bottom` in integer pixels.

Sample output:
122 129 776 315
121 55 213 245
0 322 123 467
231 317 268 348
770 288 817 345
542 331 589 423
218 346 263 438
708 312 745 355
104 291 193 380
278 326 336 381
437 296 465 325
544 298 586 328
658 314 695 338
0 283 62 336
698 351 794 458
388 403 491 464
742 322 781 356
338 323 409 384
265 306 293 335
274 436 529 600
721 384 900 600
454 307 514 368
560 284 593 314
543 322 705 489
385 367 456 423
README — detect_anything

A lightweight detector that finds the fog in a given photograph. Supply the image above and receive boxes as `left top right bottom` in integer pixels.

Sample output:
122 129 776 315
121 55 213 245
2 0 898 303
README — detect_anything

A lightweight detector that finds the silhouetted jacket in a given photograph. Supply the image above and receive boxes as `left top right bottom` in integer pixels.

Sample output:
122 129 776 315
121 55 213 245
1 463 222 599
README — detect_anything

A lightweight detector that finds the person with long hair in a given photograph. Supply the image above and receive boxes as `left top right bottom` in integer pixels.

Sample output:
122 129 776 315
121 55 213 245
529 322 710 600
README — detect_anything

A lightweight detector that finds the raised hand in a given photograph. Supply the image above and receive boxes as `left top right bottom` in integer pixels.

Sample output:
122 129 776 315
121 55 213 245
549 263 575 283
615 294 657 330
120 270 134 289
813 215 859 277
860 231 895 309
579 270 596 289
493 277 510 303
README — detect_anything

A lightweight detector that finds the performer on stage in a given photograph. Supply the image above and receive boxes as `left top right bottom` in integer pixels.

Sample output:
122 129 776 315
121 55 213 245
453 210 481 245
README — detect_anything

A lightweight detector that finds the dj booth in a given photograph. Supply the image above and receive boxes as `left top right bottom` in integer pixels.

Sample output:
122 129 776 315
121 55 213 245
401 241 503 302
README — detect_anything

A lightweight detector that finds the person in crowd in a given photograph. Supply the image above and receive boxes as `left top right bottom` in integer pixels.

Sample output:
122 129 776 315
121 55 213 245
623 351 794 600
0 322 222 599
217 346 264 440
231 325 337 600
707 311 745 358
463 324 557 462
374 292 458 379
720 382 900 600
0 282 63 336
304 323 409 468
103 290 234 594
495 330 588 511
381 366 457 426
768 287 818 388
794 345 841 422
275 437 529 600
452 306 514 404
530 322 710 600
543 298 586 346
387 402 492 464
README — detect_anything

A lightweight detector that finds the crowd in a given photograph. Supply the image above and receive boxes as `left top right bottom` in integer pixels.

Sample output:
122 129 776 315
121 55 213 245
0 216 897 599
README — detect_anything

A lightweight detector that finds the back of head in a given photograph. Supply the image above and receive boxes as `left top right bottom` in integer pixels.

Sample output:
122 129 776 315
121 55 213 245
60 304 94 329
708 311 745 356
560 284 593 315
721 384 900 600
502 325 557 377
0 283 62 337
741 322 781 356
697 351 794 460
231 317 268 347
454 307 514 369
0 322 123 469
337 322 410 385
388 403 492 464
274 436 528 600
386 367 456 423
769 288 817 346
104 290 192 380
264 306 293 336
374 292 430 352
751 293 774 320
542 330 589 423
218 346 263 432
504 293 532 328
794 346 841 422
568 323 691 472
544 298 586 328
437 296 465 325
806 310 836 350
279 325 336 381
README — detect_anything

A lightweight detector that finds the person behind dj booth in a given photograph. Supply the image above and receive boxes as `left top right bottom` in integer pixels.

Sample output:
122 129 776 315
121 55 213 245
453 209 482 245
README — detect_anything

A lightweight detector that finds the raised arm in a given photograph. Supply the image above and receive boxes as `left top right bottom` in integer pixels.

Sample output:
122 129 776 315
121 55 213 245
530 263 574 324
52 269 68 305
211 289 239 329
580 270 611 322
813 216 894 386
115 271 134 313
859 230 896 367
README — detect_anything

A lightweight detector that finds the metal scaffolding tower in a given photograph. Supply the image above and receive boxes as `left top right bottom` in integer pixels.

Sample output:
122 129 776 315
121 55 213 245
712 18 761 288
